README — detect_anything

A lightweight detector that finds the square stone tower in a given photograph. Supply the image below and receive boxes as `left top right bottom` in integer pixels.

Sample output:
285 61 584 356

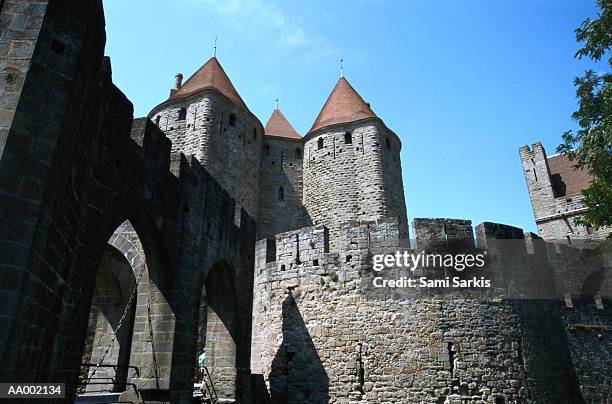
519 142 609 240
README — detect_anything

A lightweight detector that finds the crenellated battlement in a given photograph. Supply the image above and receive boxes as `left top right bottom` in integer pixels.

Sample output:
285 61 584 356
255 218 404 279
255 216 610 301
252 216 611 403
257 217 530 271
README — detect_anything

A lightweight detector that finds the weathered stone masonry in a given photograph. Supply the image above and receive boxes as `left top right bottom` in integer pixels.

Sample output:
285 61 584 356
519 143 610 240
149 88 263 222
251 219 610 403
258 136 307 241
1 1 610 403
303 120 408 249
0 2 256 402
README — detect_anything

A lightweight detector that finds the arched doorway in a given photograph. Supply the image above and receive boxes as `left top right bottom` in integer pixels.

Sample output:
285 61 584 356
118 217 175 398
80 219 147 394
196 261 240 400
81 245 137 393
79 217 175 401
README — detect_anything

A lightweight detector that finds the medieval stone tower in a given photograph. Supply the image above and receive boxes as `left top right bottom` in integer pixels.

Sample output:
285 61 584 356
148 57 264 221
519 142 609 240
302 77 409 242
258 106 306 240
145 59 410 244
255 75 409 244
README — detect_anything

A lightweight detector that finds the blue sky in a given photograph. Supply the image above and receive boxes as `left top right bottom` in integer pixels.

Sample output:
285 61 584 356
103 0 606 235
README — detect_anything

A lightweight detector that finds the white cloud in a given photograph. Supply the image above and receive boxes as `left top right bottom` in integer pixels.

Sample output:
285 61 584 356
185 0 335 59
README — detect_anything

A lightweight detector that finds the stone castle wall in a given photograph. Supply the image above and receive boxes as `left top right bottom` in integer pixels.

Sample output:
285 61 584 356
544 239 612 404
519 143 609 240
251 217 610 403
0 1 48 157
149 92 263 221
2 1 609 402
257 136 308 240
560 298 612 403
302 120 408 249
0 2 259 400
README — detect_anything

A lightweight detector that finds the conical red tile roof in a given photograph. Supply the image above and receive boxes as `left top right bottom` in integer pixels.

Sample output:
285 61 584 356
264 109 301 139
169 57 248 110
309 77 376 133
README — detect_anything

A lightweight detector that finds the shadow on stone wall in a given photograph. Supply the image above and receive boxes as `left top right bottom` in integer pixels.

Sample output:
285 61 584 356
200 261 241 400
81 245 136 393
269 290 329 404
508 299 585 402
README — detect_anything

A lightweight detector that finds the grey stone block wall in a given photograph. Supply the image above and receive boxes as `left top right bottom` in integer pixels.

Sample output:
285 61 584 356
560 298 612 403
0 0 48 157
257 137 308 240
1 1 609 403
149 92 263 222
413 218 475 251
0 2 258 401
81 240 137 394
519 143 610 240
302 119 409 249
250 218 604 403
380 125 409 240
544 240 612 403
0 0 113 393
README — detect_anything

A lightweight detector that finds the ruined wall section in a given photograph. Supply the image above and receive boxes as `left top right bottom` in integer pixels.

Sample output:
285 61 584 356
257 136 308 240
251 218 585 403
303 119 408 249
149 92 263 221
519 143 609 240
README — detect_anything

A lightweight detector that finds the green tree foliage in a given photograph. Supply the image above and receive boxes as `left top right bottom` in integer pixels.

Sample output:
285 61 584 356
557 0 612 231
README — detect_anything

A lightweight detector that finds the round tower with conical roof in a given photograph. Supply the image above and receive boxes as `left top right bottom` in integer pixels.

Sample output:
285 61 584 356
303 77 408 241
148 57 263 220
257 105 306 239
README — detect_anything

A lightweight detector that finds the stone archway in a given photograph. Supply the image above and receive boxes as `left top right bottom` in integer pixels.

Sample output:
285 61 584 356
81 244 136 393
197 260 241 400
116 217 176 398
80 220 148 393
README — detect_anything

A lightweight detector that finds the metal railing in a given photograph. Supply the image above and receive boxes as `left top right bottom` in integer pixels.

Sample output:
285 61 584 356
199 366 218 403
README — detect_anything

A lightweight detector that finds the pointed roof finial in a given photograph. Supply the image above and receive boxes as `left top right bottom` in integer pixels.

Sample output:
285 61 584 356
308 76 376 133
340 58 344 78
213 35 218 58
167 57 248 110
275 98 279 110
265 108 301 139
